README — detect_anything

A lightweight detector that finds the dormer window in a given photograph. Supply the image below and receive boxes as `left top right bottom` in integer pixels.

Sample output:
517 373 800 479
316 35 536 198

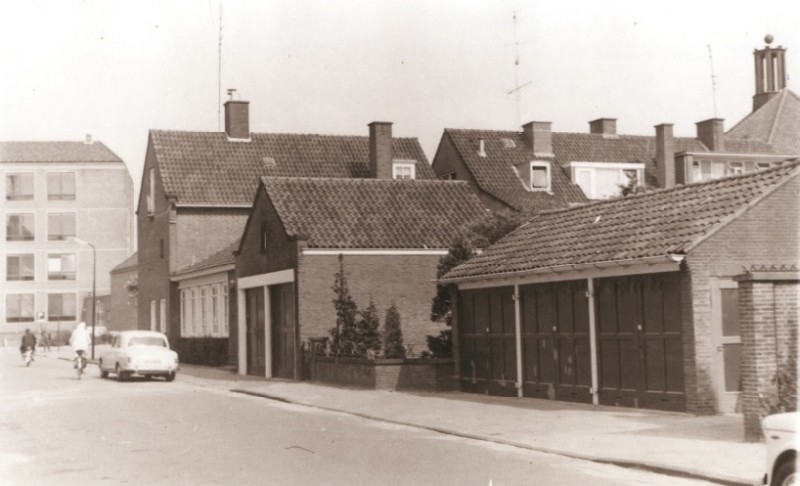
530 162 551 191
569 162 644 200
393 162 416 180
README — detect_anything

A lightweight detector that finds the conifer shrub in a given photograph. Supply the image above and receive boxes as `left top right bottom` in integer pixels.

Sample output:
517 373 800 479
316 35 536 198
382 304 405 359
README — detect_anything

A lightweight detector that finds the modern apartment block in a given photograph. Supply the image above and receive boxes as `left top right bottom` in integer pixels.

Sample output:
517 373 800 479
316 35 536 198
0 138 134 335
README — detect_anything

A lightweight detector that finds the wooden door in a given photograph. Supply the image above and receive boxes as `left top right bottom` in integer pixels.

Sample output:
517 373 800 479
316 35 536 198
712 280 741 412
270 283 295 379
245 288 265 377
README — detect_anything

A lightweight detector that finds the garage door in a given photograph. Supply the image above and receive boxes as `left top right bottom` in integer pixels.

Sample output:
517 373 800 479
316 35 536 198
596 273 685 411
520 280 592 403
457 287 517 396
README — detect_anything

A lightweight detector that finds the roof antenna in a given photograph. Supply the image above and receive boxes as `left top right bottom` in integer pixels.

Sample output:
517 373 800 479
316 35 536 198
507 11 531 127
707 44 718 118
217 2 223 131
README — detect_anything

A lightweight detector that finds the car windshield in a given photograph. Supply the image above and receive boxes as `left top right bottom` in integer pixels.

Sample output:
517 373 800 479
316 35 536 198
127 337 167 348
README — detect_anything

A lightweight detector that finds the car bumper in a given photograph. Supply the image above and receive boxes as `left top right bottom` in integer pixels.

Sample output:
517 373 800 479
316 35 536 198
122 364 178 375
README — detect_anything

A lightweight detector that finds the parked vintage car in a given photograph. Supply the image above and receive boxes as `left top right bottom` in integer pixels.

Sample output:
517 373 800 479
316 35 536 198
763 412 797 486
98 331 179 382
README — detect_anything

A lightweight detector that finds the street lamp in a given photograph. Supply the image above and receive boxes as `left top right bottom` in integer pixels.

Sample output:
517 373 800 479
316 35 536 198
68 236 96 359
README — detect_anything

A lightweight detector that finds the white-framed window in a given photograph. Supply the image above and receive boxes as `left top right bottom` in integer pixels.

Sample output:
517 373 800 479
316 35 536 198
438 172 456 181
392 163 416 180
150 300 157 331
159 299 166 333
689 159 776 183
530 162 551 191
222 284 229 334
48 293 77 321
179 282 230 337
180 290 187 335
6 254 34 281
48 212 76 241
211 286 219 334
569 162 644 200
6 294 34 323
47 172 76 200
147 168 155 215
5 173 34 200
47 253 76 280
6 213 35 241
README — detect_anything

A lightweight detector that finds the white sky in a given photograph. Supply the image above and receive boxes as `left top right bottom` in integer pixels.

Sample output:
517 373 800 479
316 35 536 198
2 0 799 202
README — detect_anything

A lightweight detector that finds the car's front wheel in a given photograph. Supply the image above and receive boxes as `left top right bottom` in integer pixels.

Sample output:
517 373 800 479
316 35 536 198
773 458 796 486
165 372 176 382
115 364 126 382
99 359 109 379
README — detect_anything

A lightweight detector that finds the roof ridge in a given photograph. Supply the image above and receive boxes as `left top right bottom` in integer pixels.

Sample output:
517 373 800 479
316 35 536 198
766 89 789 144
150 128 421 141
260 175 469 186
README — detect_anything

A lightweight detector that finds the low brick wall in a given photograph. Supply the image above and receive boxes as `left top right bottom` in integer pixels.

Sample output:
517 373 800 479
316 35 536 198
308 357 457 391
174 337 229 366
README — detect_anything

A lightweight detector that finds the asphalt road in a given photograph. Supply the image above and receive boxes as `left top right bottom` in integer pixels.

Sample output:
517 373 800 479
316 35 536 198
0 346 720 486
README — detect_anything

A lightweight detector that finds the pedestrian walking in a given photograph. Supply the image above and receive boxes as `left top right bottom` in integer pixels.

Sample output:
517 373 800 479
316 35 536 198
40 331 51 352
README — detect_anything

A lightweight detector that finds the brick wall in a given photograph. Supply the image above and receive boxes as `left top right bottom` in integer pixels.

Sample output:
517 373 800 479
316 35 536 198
109 267 137 331
296 253 447 353
684 176 800 413
235 187 297 279
174 208 249 272
739 277 799 441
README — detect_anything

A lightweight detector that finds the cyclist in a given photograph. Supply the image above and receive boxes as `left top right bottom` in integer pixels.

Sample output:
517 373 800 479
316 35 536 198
69 322 91 370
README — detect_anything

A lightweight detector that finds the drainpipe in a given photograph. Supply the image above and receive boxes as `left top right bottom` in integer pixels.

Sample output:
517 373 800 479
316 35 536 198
587 278 599 405
514 284 523 398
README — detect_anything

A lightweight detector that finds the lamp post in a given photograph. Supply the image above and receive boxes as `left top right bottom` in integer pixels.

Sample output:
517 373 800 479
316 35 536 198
68 237 96 359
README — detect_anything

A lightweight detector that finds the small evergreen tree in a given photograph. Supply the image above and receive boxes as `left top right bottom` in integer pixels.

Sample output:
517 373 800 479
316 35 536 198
383 304 405 359
330 254 358 355
356 300 382 357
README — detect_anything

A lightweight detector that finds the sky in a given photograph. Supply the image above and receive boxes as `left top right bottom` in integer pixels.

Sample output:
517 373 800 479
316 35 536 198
2 0 799 203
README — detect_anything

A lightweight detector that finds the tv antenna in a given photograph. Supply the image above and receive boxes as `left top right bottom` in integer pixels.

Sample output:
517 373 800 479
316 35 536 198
217 2 223 131
707 44 718 117
507 11 531 127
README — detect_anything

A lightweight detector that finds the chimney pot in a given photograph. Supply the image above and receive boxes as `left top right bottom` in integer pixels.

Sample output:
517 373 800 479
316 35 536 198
369 121 393 180
695 118 725 152
522 121 554 157
84 134 93 145
655 123 675 188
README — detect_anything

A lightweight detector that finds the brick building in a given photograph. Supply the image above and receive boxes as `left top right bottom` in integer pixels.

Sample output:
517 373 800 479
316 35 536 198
432 39 799 209
136 97 435 359
108 252 137 331
440 162 799 415
235 175 486 379
1 139 134 337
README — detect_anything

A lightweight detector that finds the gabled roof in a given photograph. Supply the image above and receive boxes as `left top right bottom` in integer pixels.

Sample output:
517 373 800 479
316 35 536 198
174 239 239 276
727 89 800 155
0 141 123 163
150 130 434 205
110 252 138 274
260 177 487 249
442 161 800 282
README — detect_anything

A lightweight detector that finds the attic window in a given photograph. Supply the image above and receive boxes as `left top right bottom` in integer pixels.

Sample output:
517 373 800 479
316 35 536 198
530 162 551 191
147 168 155 215
263 157 277 168
501 138 516 148
393 162 416 180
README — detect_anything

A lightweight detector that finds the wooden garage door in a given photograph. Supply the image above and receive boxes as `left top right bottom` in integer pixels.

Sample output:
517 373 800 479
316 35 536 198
520 280 592 403
596 273 685 411
458 287 517 396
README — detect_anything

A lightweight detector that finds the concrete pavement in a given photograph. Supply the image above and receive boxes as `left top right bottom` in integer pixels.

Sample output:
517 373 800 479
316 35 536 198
34 344 765 486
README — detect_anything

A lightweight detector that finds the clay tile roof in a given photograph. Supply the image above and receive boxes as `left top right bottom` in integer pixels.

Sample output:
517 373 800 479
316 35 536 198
110 252 137 273
174 240 239 275
442 161 800 281
0 141 123 163
150 130 434 205
727 89 800 155
261 177 488 249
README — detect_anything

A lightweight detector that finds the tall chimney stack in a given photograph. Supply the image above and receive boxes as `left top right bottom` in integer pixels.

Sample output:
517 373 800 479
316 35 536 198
522 121 554 157
224 89 250 140
369 121 393 180
696 118 725 152
655 123 675 188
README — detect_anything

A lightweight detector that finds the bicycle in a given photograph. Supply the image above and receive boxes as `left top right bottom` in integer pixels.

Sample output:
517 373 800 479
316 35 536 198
75 350 87 379
21 346 34 367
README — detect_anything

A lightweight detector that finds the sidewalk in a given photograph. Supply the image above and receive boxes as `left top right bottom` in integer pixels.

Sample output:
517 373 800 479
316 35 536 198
174 363 763 486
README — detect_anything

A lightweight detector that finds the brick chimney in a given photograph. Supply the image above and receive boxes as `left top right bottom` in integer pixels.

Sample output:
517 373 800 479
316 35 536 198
589 118 617 135
224 100 250 140
655 123 675 188
695 118 725 152
369 121 393 180
522 121 554 157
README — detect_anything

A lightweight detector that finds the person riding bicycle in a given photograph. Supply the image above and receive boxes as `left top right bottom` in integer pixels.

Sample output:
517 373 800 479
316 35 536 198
69 322 91 369
20 328 36 361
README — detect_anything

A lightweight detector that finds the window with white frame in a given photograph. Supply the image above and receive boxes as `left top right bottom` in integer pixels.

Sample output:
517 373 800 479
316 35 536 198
392 163 416 180
530 162 551 191
48 213 76 241
47 172 75 200
6 294 35 322
48 293 76 321
6 213 35 241
159 299 166 333
179 283 230 337
570 162 644 200
150 300 157 331
5 173 34 200
690 159 776 183
6 254 34 281
147 168 155 215
47 253 76 280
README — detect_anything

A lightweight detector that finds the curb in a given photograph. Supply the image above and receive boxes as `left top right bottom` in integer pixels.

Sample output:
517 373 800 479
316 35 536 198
231 388 755 486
